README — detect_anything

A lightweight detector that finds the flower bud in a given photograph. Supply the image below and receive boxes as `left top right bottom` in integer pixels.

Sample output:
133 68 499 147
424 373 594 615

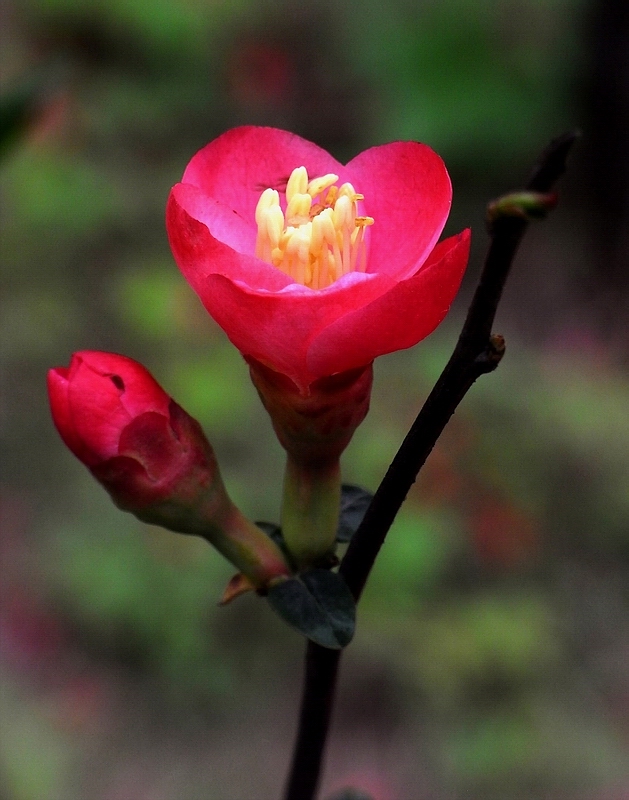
47 351 291 589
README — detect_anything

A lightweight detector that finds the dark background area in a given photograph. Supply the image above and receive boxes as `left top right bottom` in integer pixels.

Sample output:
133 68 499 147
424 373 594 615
1 0 628 798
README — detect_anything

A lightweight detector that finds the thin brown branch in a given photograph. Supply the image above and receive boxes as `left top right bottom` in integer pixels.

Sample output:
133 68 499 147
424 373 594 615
282 131 578 800
341 130 579 602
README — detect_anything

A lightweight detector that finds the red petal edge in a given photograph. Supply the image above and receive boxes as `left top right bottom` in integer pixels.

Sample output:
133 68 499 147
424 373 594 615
306 230 471 378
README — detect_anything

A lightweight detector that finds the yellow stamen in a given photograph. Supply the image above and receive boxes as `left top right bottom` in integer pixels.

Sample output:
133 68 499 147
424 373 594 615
254 166 374 290
307 173 339 199
286 166 308 201
286 192 312 226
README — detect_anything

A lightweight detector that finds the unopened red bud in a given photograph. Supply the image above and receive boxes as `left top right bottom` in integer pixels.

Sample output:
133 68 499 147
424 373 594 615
47 351 213 519
47 351 291 588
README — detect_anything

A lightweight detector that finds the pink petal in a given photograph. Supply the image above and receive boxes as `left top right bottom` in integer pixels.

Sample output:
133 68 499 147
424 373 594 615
306 230 471 378
169 183 256 255
47 367 99 465
166 189 293 293
346 141 452 281
65 355 132 460
180 126 347 223
72 352 171 419
57 352 170 462
201 270 396 390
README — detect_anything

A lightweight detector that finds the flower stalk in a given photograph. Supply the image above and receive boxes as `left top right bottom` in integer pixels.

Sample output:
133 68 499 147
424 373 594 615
248 358 373 566
281 455 341 566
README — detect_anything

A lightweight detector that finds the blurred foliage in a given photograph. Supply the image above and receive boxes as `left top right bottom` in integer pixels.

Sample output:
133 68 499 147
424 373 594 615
352 0 583 173
1 0 628 798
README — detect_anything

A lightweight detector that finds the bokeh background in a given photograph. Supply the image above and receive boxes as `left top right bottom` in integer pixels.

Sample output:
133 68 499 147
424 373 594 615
1 0 628 798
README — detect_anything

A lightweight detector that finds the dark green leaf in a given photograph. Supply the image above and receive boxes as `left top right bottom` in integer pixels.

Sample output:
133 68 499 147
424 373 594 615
255 520 282 546
267 569 355 649
336 484 374 543
255 521 298 571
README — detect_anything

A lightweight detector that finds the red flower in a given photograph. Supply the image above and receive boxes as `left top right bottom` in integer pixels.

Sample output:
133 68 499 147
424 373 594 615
47 351 292 586
167 126 470 393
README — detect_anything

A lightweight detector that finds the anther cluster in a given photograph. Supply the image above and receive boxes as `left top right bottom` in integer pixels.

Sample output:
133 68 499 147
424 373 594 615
255 166 374 290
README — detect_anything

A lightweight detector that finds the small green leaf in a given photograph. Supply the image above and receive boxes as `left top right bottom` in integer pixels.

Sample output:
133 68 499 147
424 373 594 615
267 569 356 649
336 484 374 543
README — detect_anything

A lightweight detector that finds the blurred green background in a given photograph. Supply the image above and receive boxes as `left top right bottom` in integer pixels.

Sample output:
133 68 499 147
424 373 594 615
1 0 628 798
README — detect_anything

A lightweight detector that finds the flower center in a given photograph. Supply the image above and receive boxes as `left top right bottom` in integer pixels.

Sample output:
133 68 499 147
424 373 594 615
254 166 374 290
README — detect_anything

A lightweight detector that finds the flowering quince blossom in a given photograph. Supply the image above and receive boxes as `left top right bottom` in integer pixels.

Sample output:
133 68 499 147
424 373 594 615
167 127 470 566
47 351 291 588
166 126 471 395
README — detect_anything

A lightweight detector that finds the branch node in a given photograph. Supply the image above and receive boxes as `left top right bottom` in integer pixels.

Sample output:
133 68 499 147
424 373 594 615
486 191 558 232
474 333 506 373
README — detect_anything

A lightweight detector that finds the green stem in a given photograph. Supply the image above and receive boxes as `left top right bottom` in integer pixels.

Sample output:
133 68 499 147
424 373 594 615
281 455 341 568
205 500 292 587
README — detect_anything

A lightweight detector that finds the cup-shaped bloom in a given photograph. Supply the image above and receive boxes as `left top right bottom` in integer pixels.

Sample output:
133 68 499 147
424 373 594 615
47 351 291 588
166 126 471 396
167 128 470 565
